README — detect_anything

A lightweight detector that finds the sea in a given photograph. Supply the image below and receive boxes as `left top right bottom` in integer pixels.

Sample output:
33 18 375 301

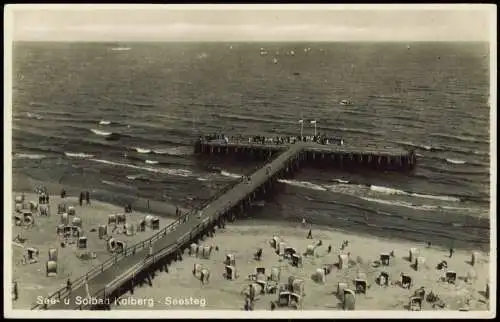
11 42 491 251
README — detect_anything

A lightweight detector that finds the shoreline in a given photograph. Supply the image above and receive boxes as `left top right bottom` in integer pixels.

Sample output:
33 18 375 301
12 172 491 252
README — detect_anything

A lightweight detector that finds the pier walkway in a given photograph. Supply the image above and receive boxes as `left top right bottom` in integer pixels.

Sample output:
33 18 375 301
35 144 303 310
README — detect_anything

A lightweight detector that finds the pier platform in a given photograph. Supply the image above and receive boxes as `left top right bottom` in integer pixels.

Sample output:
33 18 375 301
194 139 416 172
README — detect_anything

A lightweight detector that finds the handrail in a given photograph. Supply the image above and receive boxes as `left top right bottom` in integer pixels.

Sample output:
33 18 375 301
30 161 253 310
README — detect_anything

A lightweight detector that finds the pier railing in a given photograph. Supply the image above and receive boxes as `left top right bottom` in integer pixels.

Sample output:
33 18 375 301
30 165 256 310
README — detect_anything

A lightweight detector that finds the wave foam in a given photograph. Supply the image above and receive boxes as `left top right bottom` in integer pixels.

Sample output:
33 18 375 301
446 158 467 165
332 178 350 184
13 153 46 160
99 120 111 125
64 152 95 158
135 148 151 154
370 185 460 202
145 160 158 165
153 147 190 156
26 112 43 120
91 129 112 136
91 159 193 177
221 171 242 179
278 179 327 191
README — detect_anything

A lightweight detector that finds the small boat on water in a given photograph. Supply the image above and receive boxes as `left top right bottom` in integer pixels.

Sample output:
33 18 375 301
273 57 278 64
293 72 300 76
340 99 353 106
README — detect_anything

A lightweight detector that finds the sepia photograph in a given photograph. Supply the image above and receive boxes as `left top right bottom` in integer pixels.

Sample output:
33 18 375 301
4 3 496 319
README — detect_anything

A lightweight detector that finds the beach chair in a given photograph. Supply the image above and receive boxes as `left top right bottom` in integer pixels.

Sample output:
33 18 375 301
445 271 457 284
270 267 281 283
225 254 236 266
377 272 390 286
71 216 82 228
409 296 422 311
256 267 266 275
98 225 108 239
270 236 280 249
380 252 390 266
291 254 303 267
343 289 356 310
314 268 326 283
409 247 419 263
60 213 69 225
48 248 58 261
224 265 238 280
23 212 34 226
46 261 57 277
338 254 349 270
116 213 126 225
401 273 412 289
77 236 88 249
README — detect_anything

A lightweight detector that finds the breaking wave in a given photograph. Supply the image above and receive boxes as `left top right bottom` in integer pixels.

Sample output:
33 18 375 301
90 129 112 136
26 112 43 120
13 153 46 160
99 120 111 125
278 179 327 191
64 152 95 158
446 158 467 165
220 171 242 179
145 160 158 165
135 147 152 154
153 147 191 156
90 159 193 177
369 185 460 202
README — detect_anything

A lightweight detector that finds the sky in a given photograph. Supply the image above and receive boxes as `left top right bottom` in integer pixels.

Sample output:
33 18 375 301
6 4 495 42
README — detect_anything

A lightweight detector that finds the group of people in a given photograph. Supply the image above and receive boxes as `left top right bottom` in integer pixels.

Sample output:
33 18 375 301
78 191 91 206
201 133 344 146
35 187 50 204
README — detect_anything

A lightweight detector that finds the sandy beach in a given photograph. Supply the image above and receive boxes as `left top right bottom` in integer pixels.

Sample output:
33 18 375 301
108 220 490 311
9 189 490 312
10 191 174 309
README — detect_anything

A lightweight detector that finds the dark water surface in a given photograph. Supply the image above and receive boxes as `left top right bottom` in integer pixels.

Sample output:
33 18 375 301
12 42 491 250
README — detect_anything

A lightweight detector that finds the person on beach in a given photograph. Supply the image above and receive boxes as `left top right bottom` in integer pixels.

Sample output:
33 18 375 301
307 229 312 239
46 194 50 204
66 279 72 293
149 243 154 257
60 189 66 199
301 218 307 227
12 281 18 301
427 242 432 248
85 191 91 205
79 192 84 206
327 244 332 254
449 248 454 258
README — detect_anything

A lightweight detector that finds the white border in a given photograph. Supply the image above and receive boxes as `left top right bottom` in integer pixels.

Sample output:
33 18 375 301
3 3 497 319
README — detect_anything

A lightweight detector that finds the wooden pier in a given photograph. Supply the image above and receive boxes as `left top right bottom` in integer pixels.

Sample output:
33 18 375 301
194 139 417 172
31 139 416 310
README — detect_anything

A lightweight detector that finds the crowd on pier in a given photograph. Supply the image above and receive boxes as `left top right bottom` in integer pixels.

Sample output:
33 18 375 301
200 133 344 146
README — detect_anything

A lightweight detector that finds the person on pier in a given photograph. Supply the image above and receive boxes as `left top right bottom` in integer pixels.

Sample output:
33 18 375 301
85 191 91 205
